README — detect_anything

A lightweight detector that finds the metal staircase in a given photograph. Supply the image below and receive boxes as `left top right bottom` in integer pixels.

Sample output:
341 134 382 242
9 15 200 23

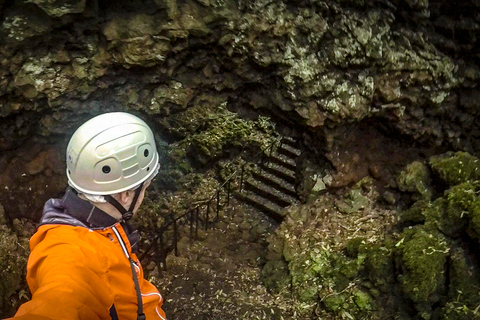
238 136 301 222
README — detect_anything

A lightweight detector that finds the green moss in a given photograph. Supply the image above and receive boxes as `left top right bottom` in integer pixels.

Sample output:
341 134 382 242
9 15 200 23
352 289 373 311
190 106 277 162
401 199 429 225
446 245 480 311
429 152 480 186
287 248 327 302
442 181 480 240
260 260 291 294
398 227 449 307
362 243 394 293
322 293 348 312
444 181 480 237
439 302 477 320
397 161 432 200
322 288 373 317
393 155 480 318
336 189 370 214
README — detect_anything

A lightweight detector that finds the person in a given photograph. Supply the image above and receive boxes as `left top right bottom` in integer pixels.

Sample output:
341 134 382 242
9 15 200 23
8 112 167 320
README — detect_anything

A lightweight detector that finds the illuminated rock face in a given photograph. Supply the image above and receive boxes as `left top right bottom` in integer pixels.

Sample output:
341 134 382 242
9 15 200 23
0 1 480 317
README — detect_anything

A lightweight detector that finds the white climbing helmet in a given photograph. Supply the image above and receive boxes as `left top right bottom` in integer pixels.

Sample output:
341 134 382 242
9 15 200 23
66 112 160 195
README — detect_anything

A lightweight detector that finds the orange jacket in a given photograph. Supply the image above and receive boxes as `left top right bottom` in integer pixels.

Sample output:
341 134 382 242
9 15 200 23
9 222 167 320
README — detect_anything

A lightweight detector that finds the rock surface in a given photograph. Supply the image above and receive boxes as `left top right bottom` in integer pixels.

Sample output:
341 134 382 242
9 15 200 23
1 0 480 318
0 0 479 218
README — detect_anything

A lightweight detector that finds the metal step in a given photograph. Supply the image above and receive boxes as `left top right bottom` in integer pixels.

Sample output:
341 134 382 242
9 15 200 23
269 152 297 171
236 191 287 222
260 161 296 184
251 167 297 198
277 141 302 158
244 179 299 207
280 136 298 147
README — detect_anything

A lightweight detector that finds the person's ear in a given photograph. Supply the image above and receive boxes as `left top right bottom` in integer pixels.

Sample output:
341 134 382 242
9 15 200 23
119 190 134 206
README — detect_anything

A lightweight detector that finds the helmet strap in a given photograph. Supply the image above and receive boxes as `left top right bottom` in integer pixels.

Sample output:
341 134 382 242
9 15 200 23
105 182 144 222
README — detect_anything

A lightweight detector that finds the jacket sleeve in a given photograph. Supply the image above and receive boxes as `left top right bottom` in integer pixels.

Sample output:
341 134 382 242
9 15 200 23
10 235 113 320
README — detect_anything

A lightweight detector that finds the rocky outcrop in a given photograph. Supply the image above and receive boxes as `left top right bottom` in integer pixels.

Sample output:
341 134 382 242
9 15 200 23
0 0 479 219
262 152 480 319
1 1 480 317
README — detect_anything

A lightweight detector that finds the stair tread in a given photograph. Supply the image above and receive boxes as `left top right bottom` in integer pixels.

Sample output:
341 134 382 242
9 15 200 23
262 162 296 180
281 136 297 144
270 152 297 169
236 191 287 221
245 178 299 206
278 143 302 157
252 167 296 195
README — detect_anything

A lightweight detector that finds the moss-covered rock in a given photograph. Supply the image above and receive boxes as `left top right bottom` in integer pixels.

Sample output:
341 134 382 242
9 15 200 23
188 104 277 163
397 227 449 316
443 181 480 239
260 260 291 295
400 199 430 225
392 153 480 319
361 243 395 294
397 161 432 200
429 152 480 187
438 244 480 319
262 185 396 318
336 188 370 214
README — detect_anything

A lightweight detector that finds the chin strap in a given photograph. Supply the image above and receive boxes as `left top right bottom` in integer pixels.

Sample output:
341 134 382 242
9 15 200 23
105 182 144 222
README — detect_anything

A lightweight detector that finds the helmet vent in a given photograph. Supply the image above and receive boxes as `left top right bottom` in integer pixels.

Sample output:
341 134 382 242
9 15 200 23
102 165 111 174
144 149 149 157
147 167 150 172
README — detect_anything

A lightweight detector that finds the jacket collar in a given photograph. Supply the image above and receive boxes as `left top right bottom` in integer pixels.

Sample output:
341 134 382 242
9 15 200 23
61 188 119 228
40 188 140 252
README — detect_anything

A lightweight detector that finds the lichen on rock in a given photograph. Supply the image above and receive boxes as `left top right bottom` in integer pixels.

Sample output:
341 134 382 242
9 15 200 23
429 152 480 186
397 160 432 200
29 0 86 18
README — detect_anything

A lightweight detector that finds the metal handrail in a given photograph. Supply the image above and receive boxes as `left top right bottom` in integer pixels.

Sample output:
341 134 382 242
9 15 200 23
139 136 283 269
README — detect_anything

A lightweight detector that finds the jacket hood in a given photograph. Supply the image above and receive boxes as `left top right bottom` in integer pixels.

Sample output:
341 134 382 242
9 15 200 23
40 188 119 229
40 188 140 252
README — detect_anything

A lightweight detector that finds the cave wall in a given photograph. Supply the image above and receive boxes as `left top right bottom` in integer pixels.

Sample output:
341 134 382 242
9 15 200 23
0 0 479 220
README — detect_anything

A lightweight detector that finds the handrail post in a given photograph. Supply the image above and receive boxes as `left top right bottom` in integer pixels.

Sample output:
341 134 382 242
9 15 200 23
227 180 231 207
205 201 210 230
195 207 199 239
240 165 245 192
173 219 178 256
189 209 194 240
159 233 166 271
216 190 220 220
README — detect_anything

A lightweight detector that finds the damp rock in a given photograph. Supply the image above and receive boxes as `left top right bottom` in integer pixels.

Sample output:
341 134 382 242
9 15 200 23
1 4 52 43
260 260 290 295
396 227 449 316
30 0 86 18
429 152 480 187
438 244 480 319
397 161 432 200
336 188 370 214
443 181 480 241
